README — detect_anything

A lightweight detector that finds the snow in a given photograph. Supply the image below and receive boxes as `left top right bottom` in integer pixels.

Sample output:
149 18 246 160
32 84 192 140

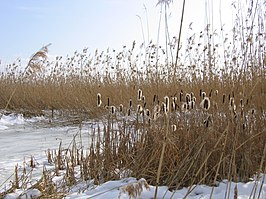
0 113 265 199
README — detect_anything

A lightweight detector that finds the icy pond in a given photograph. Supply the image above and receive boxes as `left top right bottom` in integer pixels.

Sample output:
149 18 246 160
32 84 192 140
0 113 94 186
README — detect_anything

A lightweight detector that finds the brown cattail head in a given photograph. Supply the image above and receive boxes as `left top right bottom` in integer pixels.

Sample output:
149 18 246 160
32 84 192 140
190 100 195 109
137 89 143 101
223 94 226 103
229 97 236 112
172 124 177 132
97 93 102 107
180 90 183 102
164 96 170 114
240 98 244 109
172 96 178 103
119 104 123 112
154 104 161 114
209 89 212 97
185 93 191 104
172 101 177 111
142 95 145 102
129 99 133 108
200 97 211 111
190 92 194 99
146 109 150 117
153 94 158 105
107 97 110 106
137 104 143 114
127 108 131 116
111 106 116 115
202 92 206 99
181 102 187 112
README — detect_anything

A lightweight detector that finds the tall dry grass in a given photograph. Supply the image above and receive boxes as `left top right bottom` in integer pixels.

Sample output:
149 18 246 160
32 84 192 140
0 0 265 198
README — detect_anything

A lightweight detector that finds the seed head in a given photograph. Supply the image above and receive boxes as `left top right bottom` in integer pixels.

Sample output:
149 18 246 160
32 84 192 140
202 92 206 99
200 97 211 111
137 89 143 101
110 106 116 115
229 97 236 112
172 124 177 132
119 104 123 112
181 102 187 112
164 96 170 114
97 93 102 107
129 99 133 108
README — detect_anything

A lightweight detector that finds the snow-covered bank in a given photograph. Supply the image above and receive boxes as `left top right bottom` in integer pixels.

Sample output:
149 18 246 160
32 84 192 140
2 174 266 199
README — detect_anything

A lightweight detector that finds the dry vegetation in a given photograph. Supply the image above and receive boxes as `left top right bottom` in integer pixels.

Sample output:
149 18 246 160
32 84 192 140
0 0 265 198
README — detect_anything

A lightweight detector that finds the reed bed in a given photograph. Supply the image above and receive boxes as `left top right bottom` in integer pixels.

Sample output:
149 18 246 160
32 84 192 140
0 0 265 198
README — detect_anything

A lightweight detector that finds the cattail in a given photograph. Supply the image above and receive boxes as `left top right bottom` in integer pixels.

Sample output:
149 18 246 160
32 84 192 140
190 100 195 109
205 115 212 128
129 99 133 108
137 89 143 101
164 96 170 114
190 92 194 99
137 104 143 114
172 101 177 111
146 109 150 117
215 90 219 96
209 89 212 97
180 90 183 102
154 104 160 114
142 95 145 102
153 94 158 105
229 97 236 111
97 93 102 107
251 109 255 115
223 94 226 103
181 102 187 112
240 98 244 109
172 124 177 132
204 118 210 128
172 96 178 103
127 108 131 116
107 97 110 107
200 97 211 111
202 92 206 99
111 106 116 115
143 102 146 108
185 93 191 104
161 102 166 114
172 97 178 111
119 104 123 112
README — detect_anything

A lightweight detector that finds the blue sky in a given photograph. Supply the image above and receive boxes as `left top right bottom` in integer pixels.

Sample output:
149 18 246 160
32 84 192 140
0 0 234 65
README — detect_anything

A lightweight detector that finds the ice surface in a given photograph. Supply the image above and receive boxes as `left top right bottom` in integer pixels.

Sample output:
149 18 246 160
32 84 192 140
0 113 93 186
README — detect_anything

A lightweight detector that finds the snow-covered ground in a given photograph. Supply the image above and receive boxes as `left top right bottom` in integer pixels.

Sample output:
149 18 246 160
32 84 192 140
0 113 265 199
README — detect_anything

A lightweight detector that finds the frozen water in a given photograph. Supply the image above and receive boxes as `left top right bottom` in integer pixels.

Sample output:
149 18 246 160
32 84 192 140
0 113 93 186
